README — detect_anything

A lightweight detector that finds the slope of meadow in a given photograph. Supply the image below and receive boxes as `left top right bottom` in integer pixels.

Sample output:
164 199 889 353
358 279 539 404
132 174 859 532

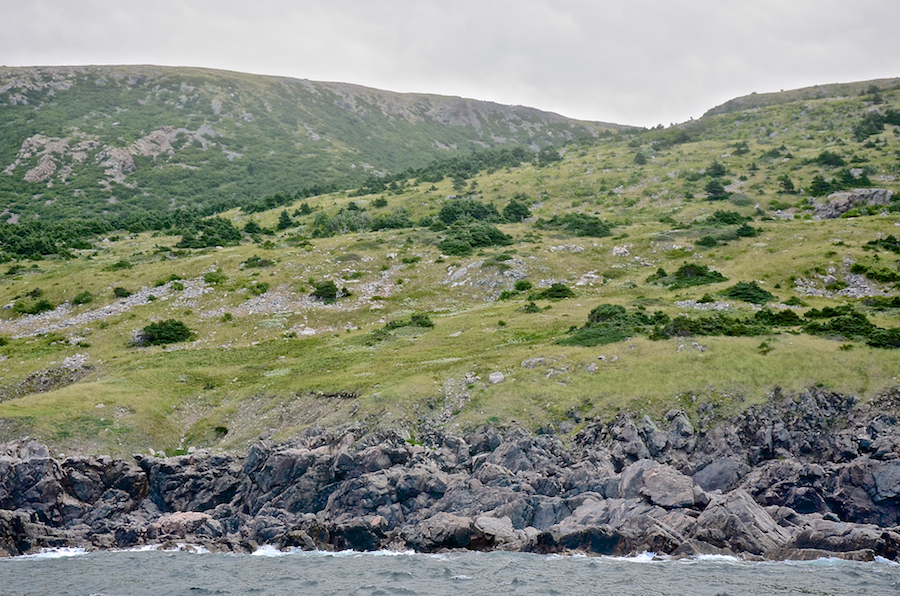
0 77 898 456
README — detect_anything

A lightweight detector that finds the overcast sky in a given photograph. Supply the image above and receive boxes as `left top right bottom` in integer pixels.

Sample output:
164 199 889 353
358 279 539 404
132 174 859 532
2 0 898 127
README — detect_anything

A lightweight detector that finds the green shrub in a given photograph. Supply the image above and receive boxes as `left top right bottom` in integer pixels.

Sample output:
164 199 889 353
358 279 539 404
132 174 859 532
438 220 513 256
706 210 749 226
438 199 501 225
696 235 719 248
531 283 575 300
242 255 275 268
72 291 93 305
864 235 900 254
503 197 531 222
311 280 339 303
648 263 727 288
140 319 194 345
721 281 776 304
250 281 269 295
523 301 542 313
106 259 133 271
754 309 802 326
204 270 227 285
534 213 612 237
113 286 132 298
514 279 533 292
14 298 54 315
561 303 669 346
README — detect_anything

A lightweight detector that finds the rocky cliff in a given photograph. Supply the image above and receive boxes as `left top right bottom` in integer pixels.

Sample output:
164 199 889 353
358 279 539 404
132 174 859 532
3 387 900 560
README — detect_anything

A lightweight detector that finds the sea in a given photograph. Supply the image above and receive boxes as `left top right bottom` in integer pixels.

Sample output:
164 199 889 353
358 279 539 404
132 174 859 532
2 546 899 596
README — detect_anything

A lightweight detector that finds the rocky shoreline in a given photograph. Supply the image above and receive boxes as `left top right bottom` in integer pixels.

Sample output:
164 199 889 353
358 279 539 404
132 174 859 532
3 387 900 560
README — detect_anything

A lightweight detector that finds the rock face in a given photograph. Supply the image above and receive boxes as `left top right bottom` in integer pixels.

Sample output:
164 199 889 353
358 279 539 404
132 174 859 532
813 188 894 219
3 387 900 559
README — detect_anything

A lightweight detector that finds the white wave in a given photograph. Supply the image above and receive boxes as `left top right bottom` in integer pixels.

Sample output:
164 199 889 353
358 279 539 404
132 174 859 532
14 547 87 560
251 546 416 558
606 551 658 562
692 554 742 563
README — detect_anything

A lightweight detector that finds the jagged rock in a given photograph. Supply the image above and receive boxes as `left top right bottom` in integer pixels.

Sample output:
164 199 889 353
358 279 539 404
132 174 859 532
693 490 792 555
814 188 894 219
404 512 476 551
5 387 900 559
617 460 696 509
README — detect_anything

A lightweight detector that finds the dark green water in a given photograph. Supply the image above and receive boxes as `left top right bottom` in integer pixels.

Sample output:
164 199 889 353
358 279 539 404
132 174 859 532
2 547 899 596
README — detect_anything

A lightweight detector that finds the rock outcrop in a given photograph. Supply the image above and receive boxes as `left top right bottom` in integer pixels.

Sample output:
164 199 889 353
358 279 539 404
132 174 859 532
3 387 900 560
813 188 894 219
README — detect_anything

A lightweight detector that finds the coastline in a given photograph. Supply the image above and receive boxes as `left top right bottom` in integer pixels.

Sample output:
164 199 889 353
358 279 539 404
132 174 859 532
3 386 900 561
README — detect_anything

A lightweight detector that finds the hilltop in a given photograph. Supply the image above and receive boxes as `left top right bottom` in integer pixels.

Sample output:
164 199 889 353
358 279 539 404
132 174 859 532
0 65 620 224
0 69 898 457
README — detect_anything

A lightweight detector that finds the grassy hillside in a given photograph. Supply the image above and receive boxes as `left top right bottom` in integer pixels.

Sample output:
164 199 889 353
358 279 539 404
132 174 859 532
0 65 620 224
0 75 899 456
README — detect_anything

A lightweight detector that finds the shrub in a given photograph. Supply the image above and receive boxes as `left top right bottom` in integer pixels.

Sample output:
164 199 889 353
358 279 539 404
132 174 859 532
204 270 227 284
754 309 802 326
721 281 776 304
113 287 132 298
503 197 531 222
649 263 727 288
535 213 612 237
140 319 194 345
242 255 275 268
72 291 93 305
366 313 434 344
438 199 501 225
531 283 575 300
705 179 729 201
372 197 388 208
276 210 293 230
14 298 54 315
706 210 749 226
695 235 719 248
106 259 133 271
514 279 533 292
438 220 513 256
523 301 542 313
561 303 669 346
250 281 269 295
311 280 339 303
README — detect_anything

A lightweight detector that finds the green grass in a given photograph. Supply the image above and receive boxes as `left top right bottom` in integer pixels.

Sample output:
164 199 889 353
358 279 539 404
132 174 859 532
0 75 899 455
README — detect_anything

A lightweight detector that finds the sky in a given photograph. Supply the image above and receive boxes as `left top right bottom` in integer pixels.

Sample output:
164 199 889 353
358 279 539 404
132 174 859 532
2 0 899 128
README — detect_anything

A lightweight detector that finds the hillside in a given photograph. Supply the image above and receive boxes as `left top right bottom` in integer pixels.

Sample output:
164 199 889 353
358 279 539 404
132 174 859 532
0 72 899 457
0 65 620 224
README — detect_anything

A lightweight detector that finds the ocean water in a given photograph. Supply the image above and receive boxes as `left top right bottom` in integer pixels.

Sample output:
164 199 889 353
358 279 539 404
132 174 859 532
2 547 900 596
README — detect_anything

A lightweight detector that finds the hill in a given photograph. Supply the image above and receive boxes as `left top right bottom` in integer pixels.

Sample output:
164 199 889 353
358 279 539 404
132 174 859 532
0 65 622 224
0 71 899 457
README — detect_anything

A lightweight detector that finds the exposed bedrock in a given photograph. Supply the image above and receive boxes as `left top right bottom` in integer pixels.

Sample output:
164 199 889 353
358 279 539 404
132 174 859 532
3 386 900 560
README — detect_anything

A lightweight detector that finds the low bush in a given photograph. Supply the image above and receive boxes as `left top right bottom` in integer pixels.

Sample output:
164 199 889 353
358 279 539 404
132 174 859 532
647 263 727 289
140 319 194 345
534 213 612 237
13 298 54 315
242 255 275 268
204 270 227 285
310 280 339 303
721 281 776 304
530 283 575 300
72 291 93 305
